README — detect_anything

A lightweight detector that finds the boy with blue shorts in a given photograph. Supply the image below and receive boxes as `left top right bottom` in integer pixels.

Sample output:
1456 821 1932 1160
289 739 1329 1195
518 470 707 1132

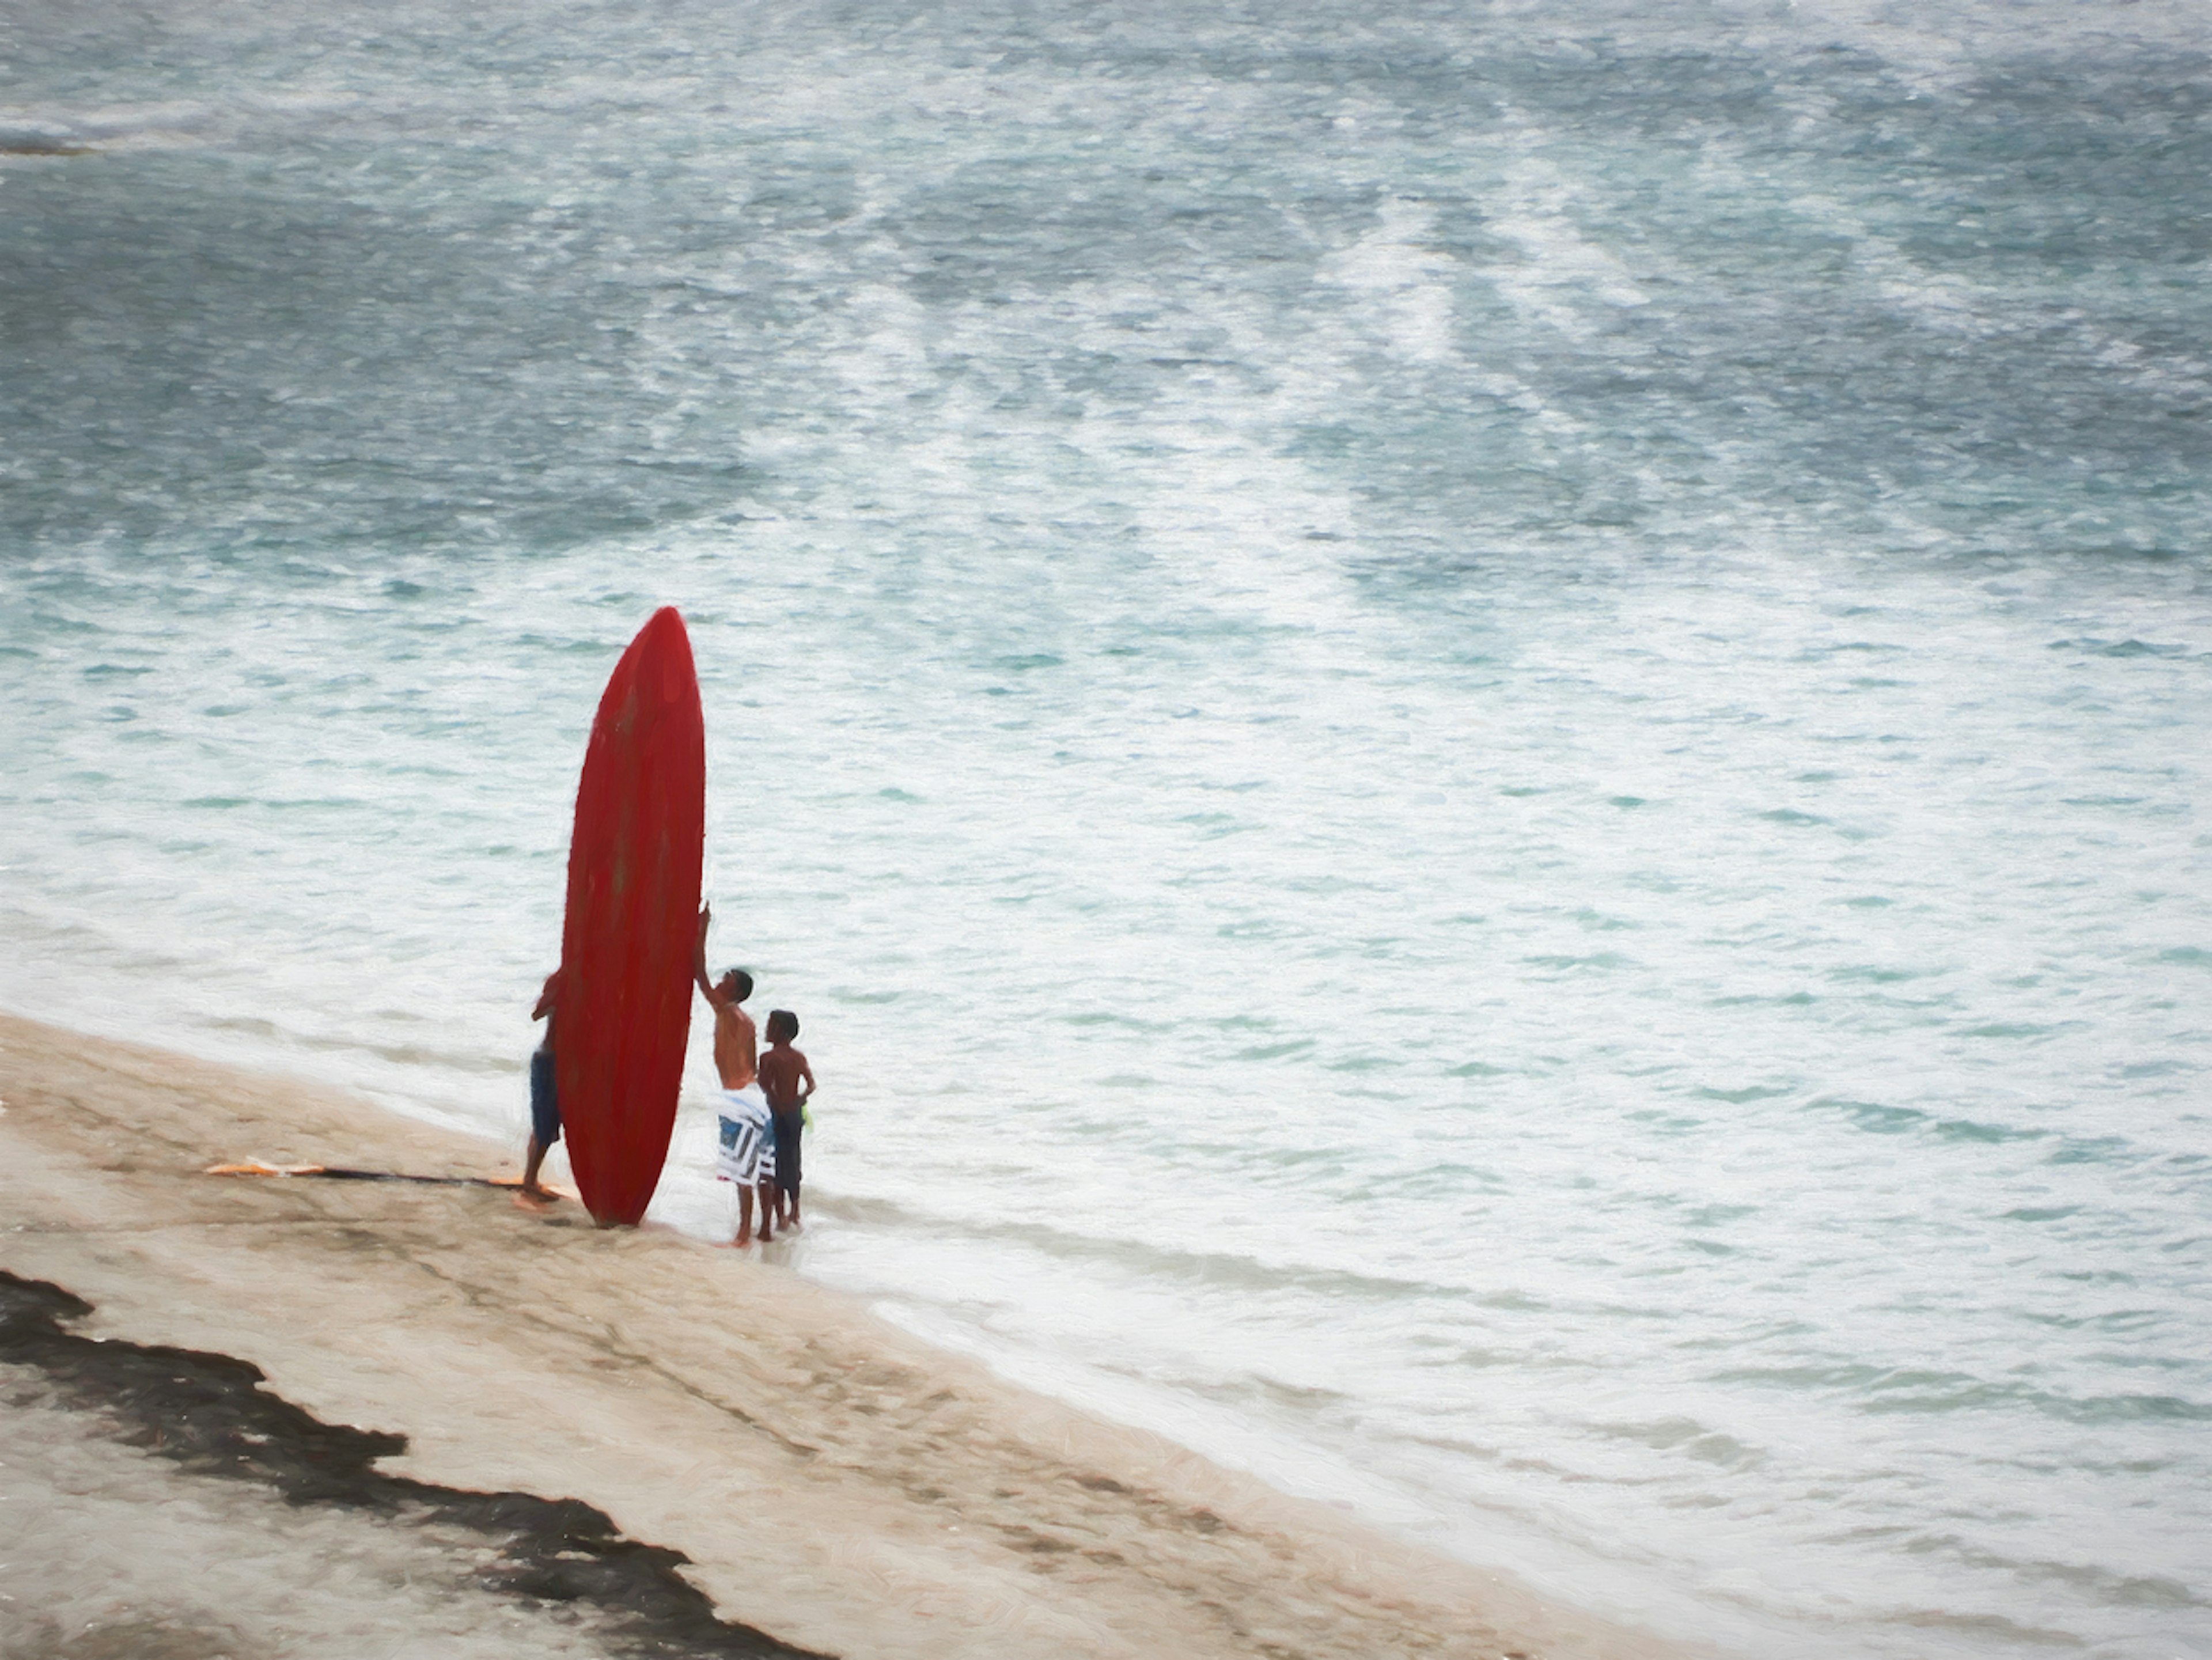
757 1010 816 1232
521 969 562 1200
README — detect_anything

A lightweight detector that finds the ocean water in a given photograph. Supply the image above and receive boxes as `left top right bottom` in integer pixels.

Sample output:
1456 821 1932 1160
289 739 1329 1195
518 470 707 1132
4 0 2210 1653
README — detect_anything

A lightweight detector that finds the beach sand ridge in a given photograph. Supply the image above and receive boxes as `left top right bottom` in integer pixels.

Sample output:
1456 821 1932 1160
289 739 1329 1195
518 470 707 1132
0 1011 1701 1660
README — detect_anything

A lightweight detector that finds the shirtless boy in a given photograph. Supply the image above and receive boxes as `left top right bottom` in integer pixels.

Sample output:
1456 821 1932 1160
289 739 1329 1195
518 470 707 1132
694 903 775 1244
756 1010 816 1231
521 968 562 1200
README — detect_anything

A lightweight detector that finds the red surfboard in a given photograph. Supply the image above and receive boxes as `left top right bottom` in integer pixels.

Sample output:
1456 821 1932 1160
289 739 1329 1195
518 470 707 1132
554 607 706 1226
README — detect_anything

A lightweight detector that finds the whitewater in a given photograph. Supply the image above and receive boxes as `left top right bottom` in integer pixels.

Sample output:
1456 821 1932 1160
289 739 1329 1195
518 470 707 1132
3 0 2208 1654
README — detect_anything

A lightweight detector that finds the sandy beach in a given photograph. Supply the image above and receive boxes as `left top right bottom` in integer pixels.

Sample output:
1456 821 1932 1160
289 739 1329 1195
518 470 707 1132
0 1010 1705 1660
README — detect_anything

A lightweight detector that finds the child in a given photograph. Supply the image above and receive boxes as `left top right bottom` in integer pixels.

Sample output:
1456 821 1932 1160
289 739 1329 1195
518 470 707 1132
521 969 563 1202
756 1009 816 1231
695 903 774 1245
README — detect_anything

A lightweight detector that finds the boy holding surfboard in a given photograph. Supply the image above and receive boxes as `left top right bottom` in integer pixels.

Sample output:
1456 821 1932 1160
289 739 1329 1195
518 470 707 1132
694 904 777 1244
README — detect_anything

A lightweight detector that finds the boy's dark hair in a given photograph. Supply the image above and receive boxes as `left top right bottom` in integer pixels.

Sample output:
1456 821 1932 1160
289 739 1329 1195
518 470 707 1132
766 1009 799 1043
724 968 753 1000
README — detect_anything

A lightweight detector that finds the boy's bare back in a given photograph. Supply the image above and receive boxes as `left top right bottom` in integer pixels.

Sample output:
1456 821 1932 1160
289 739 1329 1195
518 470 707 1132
757 1043 811 1113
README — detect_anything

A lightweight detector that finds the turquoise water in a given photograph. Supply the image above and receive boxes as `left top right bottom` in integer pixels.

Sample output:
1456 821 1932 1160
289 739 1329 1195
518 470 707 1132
5 1 2210 1653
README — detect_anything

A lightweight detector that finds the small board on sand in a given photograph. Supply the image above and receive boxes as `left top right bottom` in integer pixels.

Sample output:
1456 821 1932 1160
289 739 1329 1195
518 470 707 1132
206 1161 581 1202
556 607 706 1227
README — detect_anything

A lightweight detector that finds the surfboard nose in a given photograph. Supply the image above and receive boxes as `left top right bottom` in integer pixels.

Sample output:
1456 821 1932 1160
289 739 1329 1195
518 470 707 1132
649 608 695 703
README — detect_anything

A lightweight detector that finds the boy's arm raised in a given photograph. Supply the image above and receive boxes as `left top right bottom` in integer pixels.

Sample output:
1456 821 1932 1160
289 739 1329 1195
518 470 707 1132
692 905 720 1005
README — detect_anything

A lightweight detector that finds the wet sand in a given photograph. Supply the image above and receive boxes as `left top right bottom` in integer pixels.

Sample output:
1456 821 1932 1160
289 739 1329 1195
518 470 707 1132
0 1011 1706 1660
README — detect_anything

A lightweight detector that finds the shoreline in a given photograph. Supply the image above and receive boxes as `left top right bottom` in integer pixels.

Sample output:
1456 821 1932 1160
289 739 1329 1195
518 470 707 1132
0 1009 1707 1660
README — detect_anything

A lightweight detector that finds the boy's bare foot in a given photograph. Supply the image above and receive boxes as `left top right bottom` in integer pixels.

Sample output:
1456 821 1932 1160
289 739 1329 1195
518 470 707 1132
732 1229 752 1248
512 1191 552 1214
